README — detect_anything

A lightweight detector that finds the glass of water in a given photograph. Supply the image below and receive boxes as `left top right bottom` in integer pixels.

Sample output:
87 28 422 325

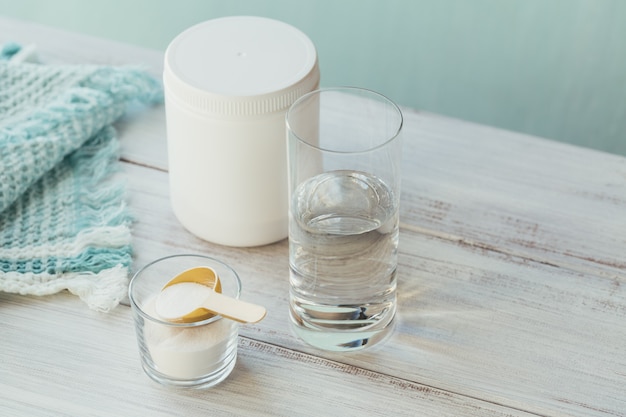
286 87 403 352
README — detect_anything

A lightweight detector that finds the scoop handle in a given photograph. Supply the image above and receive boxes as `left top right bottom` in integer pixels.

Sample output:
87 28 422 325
202 291 267 323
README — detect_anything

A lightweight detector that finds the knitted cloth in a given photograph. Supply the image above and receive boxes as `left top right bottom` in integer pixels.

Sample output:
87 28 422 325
0 45 162 311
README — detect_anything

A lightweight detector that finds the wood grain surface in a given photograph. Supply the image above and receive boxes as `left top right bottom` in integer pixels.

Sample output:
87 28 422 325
1 16 625 417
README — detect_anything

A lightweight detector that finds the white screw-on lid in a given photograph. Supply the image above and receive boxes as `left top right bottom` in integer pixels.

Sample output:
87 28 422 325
164 16 319 116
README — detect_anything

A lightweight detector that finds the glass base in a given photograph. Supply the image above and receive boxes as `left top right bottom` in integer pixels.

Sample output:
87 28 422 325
290 308 396 352
141 354 237 389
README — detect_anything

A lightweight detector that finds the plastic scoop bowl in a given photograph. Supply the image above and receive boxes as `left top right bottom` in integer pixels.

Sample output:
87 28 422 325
162 265 223 293
155 266 266 324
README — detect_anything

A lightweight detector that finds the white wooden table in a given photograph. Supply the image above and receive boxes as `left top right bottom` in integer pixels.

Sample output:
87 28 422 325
1 16 625 417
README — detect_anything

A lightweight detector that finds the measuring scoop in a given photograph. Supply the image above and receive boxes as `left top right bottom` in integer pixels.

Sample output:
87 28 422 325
155 266 266 324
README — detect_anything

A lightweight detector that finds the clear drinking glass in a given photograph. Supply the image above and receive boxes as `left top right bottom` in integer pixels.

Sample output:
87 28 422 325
286 87 403 352
129 254 241 388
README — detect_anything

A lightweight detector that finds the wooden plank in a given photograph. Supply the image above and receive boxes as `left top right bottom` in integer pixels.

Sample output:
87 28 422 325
124 163 626 417
115 93 626 281
117 86 626 281
401 111 626 278
0 291 536 417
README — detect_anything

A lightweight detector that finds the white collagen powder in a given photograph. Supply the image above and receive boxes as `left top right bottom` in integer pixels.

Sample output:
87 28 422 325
142 295 237 380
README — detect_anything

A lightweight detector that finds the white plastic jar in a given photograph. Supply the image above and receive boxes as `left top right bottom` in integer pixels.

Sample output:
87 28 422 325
164 16 319 246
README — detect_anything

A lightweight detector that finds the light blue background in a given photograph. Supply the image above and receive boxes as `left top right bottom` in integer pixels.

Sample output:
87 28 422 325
2 0 625 155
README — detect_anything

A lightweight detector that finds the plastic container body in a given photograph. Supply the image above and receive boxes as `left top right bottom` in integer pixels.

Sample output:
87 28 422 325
164 16 319 246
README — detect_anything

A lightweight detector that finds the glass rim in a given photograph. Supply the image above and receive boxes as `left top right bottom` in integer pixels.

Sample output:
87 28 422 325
285 86 403 154
128 253 242 328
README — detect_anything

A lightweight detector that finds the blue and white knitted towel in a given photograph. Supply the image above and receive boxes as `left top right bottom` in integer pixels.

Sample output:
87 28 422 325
0 45 162 311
